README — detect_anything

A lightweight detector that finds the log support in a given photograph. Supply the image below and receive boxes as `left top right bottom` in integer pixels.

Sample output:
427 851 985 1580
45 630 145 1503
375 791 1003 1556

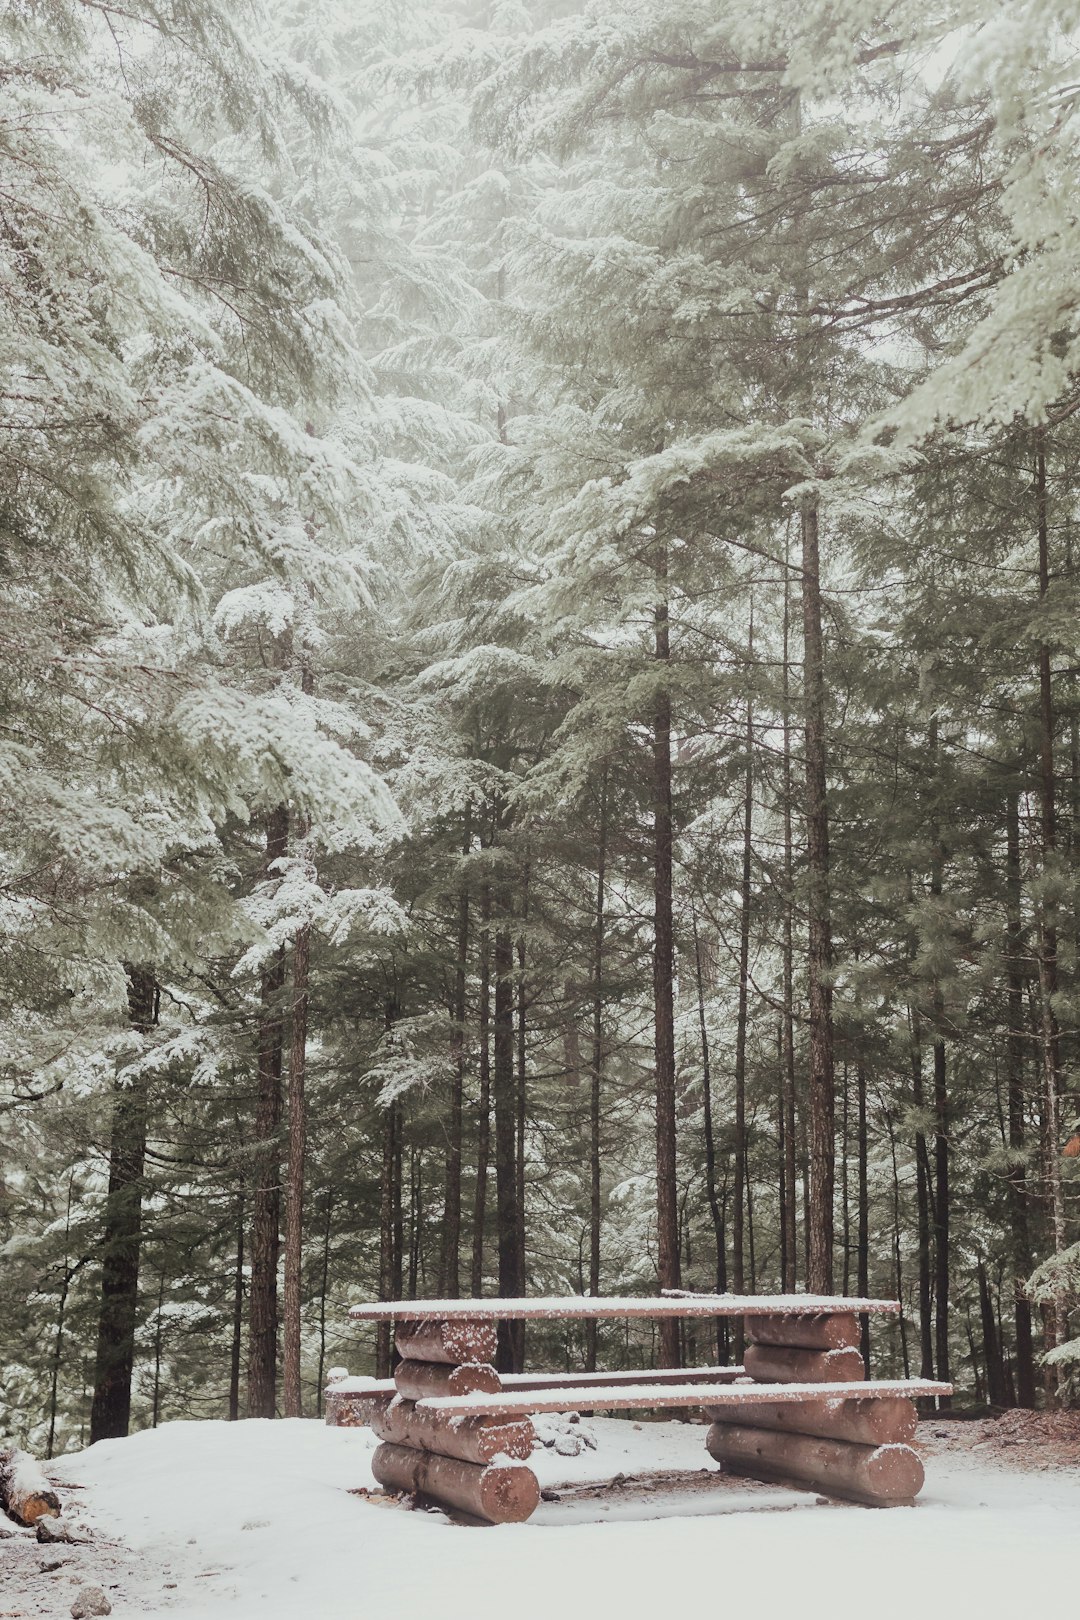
329 1320 539 1523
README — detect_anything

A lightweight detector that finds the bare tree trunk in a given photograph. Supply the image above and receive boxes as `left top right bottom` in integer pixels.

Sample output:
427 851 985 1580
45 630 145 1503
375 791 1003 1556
282 909 310 1419
586 775 608 1373
883 1109 911 1379
732 672 753 1358
801 501 835 1292
515 865 529 1360
316 1190 333 1417
228 1187 244 1421
89 966 156 1442
978 1259 1007 1407
471 886 492 1296
781 557 799 1289
910 1017 935 1386
1005 789 1036 1407
494 903 522 1371
247 804 289 1419
856 1063 870 1367
441 812 471 1298
694 911 729 1363
1035 433 1066 1379
653 545 680 1365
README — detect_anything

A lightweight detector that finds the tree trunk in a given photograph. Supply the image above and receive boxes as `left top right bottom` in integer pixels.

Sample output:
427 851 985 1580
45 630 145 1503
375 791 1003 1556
910 1018 935 1386
732 675 753 1359
441 812 471 1298
928 719 950 1403
228 1187 244 1422
494 905 522 1371
1034 433 1066 1376
316 1189 333 1417
89 965 156 1443
471 885 492 1296
694 911 729 1363
282 911 311 1419
653 545 681 1364
977 1260 1007 1407
781 556 799 1289
1005 788 1036 1407
801 501 835 1292
247 803 289 1419
586 773 608 1373
856 1063 870 1369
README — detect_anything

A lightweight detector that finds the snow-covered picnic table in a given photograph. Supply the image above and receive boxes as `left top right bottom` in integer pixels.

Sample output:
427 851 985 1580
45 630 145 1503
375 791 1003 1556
335 1294 951 1523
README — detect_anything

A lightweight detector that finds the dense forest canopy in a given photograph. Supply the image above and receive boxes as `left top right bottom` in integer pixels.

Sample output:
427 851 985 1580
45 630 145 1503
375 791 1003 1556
2 0 1080 1452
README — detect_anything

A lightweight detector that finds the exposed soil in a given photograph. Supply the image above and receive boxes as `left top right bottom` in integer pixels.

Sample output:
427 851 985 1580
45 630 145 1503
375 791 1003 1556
917 1408 1080 1472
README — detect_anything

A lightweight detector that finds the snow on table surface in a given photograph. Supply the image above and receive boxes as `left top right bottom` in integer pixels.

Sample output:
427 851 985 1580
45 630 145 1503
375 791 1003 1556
417 1377 953 1415
347 1292 900 1320
45 1414 1080 1620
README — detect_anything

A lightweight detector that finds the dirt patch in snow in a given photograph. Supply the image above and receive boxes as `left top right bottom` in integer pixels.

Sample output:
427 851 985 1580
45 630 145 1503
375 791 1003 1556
918 1408 1080 1473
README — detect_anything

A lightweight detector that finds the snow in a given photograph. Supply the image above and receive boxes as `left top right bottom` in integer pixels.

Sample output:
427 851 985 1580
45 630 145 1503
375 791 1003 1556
417 1377 951 1414
347 1293 901 1320
19 1416 1078 1620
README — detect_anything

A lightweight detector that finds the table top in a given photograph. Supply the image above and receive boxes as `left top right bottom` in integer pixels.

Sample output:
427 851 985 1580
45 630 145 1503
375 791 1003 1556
347 1293 901 1322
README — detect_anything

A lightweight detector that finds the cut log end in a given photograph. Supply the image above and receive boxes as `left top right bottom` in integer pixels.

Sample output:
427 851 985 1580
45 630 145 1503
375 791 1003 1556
0 1449 62 1526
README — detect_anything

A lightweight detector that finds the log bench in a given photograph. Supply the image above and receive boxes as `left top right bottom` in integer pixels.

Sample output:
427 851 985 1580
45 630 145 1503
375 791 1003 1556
337 1295 951 1522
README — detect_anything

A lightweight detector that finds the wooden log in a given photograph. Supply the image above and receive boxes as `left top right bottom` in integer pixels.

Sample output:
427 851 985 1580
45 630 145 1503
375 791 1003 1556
393 1359 501 1402
745 1312 859 1351
703 1395 916 1447
324 1388 395 1427
395 1318 498 1366
371 1441 539 1524
0 1449 61 1526
743 1343 865 1384
706 1422 924 1506
370 1397 535 1463
500 1365 745 1392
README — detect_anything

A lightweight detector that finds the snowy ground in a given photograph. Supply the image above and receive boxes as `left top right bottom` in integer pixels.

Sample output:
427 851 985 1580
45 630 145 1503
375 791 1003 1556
4 1415 1078 1620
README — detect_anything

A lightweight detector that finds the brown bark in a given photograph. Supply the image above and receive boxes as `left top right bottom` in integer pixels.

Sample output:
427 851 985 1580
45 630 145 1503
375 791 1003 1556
910 1016 935 1384
694 912 729 1363
393 1360 501 1402
1005 789 1036 1407
282 912 310 1419
977 1261 1007 1408
801 501 835 1292
247 804 289 1419
89 966 155 1443
441 812 471 1298
370 1399 534 1464
653 545 681 1363
781 559 799 1289
706 1424 924 1506
395 1319 498 1366
856 1063 870 1368
493 903 522 1373
744 1312 859 1350
371 1442 539 1524
470 886 492 1296
705 1395 917 1446
586 774 608 1372
732 674 753 1358
743 1343 865 1384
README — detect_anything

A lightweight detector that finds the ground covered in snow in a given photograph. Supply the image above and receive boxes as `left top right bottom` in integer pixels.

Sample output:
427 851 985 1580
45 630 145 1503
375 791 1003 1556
3 1413 1078 1620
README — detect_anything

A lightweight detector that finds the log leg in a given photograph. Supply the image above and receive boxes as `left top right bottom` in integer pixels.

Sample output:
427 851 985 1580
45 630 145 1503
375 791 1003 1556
372 1441 539 1524
706 1422 924 1507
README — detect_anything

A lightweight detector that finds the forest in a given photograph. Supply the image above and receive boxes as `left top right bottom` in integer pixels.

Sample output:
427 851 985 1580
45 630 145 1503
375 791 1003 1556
3 0 1080 1463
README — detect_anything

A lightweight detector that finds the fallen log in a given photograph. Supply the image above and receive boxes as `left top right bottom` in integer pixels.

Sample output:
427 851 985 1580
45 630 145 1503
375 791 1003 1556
395 1318 498 1367
745 1313 859 1351
743 1343 865 1385
370 1397 535 1464
703 1395 916 1447
0 1448 61 1526
393 1359 502 1402
372 1441 540 1524
706 1422 924 1506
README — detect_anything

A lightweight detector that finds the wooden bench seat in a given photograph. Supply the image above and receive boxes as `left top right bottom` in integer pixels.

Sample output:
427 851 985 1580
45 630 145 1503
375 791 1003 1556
415 1375 950 1418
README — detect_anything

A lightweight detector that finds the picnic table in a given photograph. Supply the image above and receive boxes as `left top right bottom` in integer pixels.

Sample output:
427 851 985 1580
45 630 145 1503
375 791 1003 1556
334 1294 951 1524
